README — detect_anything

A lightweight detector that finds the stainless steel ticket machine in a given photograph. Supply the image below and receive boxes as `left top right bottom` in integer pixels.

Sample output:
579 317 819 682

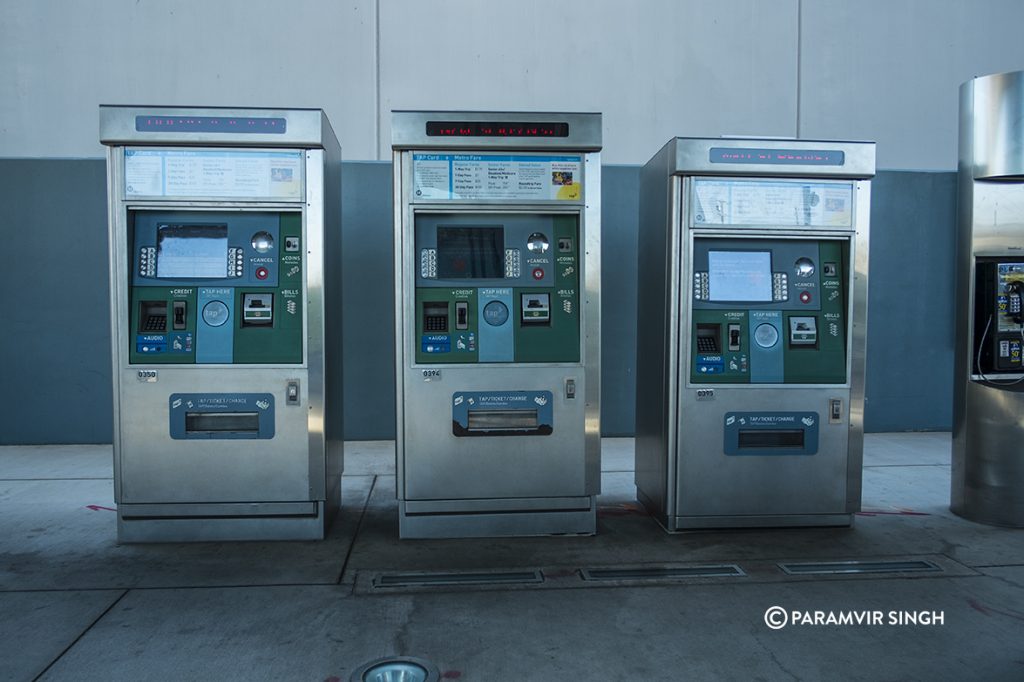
101 106 342 541
635 137 874 529
391 111 602 538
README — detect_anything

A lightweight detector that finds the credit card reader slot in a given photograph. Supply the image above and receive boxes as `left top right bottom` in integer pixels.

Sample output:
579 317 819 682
172 300 187 330
455 300 469 330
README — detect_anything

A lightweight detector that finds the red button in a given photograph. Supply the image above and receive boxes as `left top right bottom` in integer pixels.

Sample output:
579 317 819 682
256 267 269 280
799 291 811 303
532 268 544 280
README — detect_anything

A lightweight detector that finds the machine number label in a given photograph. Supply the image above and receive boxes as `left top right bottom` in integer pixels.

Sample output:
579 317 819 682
422 369 443 382
696 388 715 401
136 369 159 383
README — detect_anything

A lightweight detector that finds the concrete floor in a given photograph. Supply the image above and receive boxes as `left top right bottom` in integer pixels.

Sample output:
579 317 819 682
1 434 1023 681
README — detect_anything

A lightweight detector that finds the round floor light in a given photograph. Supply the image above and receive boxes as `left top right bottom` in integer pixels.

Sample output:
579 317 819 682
349 656 440 682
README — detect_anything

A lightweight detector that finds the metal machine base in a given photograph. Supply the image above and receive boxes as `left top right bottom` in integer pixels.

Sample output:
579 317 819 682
398 498 597 539
637 489 852 532
671 514 853 530
117 483 340 543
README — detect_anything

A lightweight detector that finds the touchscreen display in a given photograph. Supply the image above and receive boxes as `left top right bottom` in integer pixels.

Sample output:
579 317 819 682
708 250 772 302
436 226 504 279
156 224 229 279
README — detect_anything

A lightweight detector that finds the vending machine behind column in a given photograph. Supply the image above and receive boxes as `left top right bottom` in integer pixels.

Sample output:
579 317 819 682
635 137 874 529
392 111 602 538
101 106 342 541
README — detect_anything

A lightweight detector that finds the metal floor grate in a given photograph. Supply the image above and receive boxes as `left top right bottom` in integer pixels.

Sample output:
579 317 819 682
372 570 544 589
580 564 745 581
777 559 943 576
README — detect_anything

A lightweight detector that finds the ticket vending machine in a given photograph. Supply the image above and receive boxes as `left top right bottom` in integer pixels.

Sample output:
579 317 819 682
101 106 342 541
635 138 874 529
392 111 601 538
953 71 1024 527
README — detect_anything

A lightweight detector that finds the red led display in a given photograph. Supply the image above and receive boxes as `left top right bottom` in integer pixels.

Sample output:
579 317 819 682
426 121 569 137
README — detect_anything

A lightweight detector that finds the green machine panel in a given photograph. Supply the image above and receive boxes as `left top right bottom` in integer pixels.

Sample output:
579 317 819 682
128 211 304 365
414 213 580 364
690 238 848 384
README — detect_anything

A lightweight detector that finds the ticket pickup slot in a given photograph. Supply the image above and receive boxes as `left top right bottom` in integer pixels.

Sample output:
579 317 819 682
451 390 553 437
186 412 260 434
723 412 818 456
468 409 539 431
169 393 275 440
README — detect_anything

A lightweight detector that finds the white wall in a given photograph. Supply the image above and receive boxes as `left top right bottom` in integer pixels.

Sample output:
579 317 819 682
0 0 378 158
2 0 1023 168
799 0 1024 170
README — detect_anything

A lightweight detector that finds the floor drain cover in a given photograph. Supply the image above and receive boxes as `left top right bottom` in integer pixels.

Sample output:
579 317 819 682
373 569 544 589
350 656 440 682
778 559 942 576
580 565 745 581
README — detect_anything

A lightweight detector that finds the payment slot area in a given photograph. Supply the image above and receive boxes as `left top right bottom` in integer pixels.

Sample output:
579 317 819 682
101 106 342 542
689 235 848 387
130 212 302 365
953 71 1024 527
635 137 874 530
392 111 601 538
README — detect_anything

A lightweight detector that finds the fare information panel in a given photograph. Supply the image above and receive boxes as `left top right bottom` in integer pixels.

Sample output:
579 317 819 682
412 153 583 202
691 179 854 228
124 149 303 200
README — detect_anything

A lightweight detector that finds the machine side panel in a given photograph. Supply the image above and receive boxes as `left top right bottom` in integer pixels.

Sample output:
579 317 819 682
321 135 344 498
582 152 602 495
634 143 675 522
845 180 871 512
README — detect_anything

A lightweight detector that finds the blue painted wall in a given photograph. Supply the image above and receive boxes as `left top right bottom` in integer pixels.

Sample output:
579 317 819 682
864 171 957 432
0 160 954 443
